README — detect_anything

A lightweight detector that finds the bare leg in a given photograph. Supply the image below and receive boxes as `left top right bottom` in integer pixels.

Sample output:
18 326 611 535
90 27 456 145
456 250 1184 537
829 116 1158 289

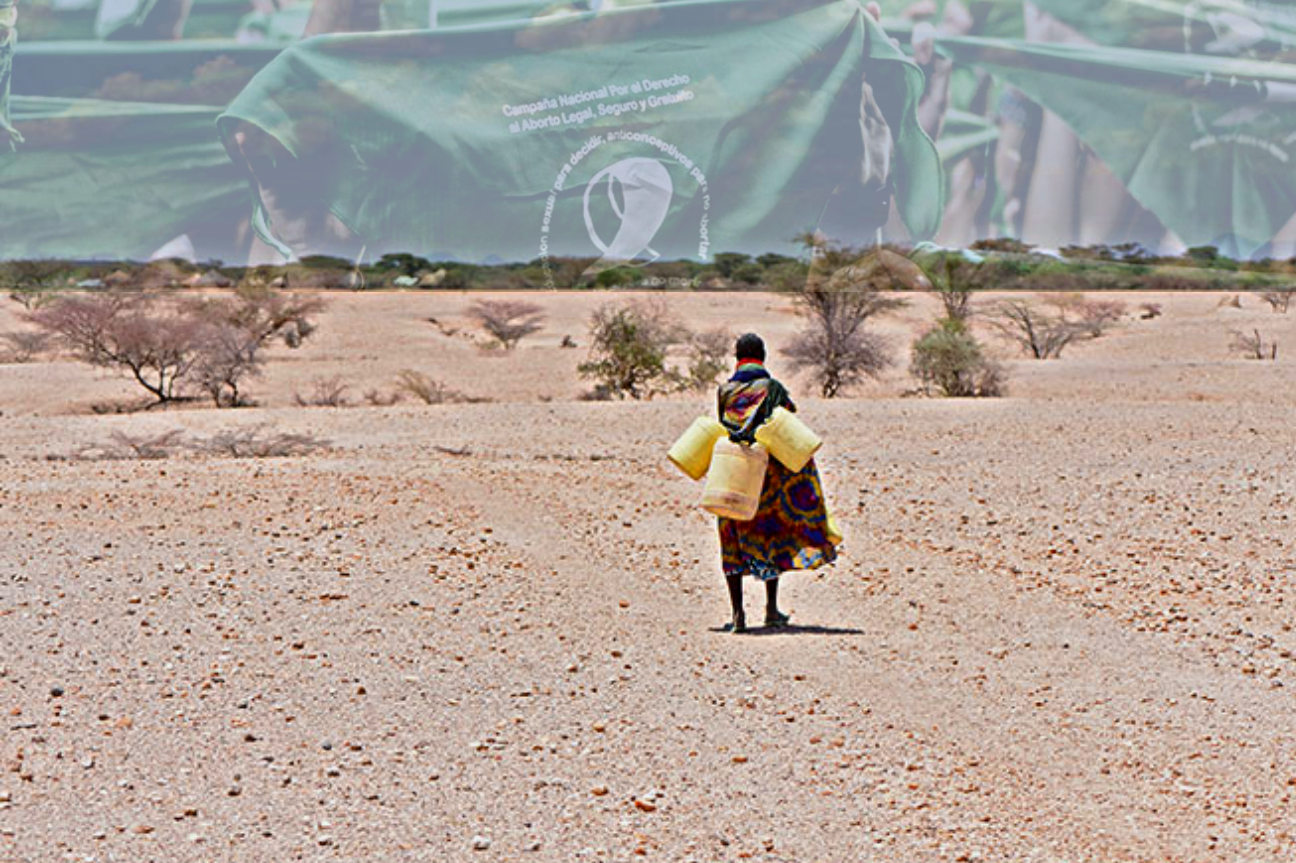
993 102 1035 236
1019 109 1080 247
764 578 788 627
725 574 746 633
937 154 988 247
912 22 953 143
1076 149 1142 246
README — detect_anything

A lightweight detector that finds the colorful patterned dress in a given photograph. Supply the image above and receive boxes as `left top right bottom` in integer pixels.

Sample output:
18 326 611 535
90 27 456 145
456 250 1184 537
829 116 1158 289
716 361 839 582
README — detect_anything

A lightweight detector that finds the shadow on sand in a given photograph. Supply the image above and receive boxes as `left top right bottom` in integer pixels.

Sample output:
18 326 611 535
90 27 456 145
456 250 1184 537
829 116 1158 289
708 623 864 637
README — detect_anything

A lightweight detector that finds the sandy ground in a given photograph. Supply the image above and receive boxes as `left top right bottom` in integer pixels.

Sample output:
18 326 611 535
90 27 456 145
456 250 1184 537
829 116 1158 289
2 291 1296 862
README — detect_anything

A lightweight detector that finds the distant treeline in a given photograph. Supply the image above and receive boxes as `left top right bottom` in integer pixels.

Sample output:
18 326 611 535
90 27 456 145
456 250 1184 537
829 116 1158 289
3 240 1296 293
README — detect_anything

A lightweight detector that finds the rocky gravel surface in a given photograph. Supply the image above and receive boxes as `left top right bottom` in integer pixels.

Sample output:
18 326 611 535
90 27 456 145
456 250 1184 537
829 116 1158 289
2 291 1295 862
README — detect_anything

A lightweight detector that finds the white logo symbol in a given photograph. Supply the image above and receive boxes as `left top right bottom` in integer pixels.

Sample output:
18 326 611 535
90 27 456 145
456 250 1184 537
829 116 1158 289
583 157 674 271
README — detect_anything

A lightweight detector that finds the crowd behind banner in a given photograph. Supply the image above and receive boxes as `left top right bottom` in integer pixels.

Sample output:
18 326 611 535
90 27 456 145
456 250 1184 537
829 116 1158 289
1 0 1294 268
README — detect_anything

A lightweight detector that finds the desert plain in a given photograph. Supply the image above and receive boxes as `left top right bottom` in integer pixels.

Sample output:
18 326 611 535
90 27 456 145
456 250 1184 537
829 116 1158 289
1 289 1296 863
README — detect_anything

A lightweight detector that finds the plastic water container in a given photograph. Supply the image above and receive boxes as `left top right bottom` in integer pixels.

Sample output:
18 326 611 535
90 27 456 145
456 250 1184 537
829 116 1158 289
754 406 822 473
825 508 843 545
700 439 768 521
667 416 727 481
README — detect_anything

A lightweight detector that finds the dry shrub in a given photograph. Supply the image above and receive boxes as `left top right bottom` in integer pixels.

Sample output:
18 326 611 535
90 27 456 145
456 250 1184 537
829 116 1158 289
784 326 893 396
466 300 546 350
294 376 351 407
577 298 689 399
364 388 404 406
1046 293 1125 337
199 424 328 458
74 429 190 460
911 320 1006 397
68 425 326 460
1071 299 1126 338
923 254 989 323
191 324 262 407
1259 290 1293 313
1141 272 1209 291
1 330 54 363
182 286 324 349
682 327 732 391
990 299 1079 359
780 239 911 397
393 370 465 405
1046 292 1087 317
1230 329 1278 360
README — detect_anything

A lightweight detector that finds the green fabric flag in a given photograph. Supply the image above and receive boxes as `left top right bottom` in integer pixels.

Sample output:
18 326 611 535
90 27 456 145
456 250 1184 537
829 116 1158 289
237 0 589 45
874 0 1023 39
95 0 254 41
18 0 99 41
1028 0 1296 54
19 0 253 41
940 35 1296 257
1 1 17 149
13 38 282 99
936 107 997 163
218 0 942 267
0 95 247 257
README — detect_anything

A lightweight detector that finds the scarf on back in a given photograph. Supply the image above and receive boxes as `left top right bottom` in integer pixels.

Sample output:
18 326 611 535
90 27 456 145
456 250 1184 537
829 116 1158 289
718 360 794 444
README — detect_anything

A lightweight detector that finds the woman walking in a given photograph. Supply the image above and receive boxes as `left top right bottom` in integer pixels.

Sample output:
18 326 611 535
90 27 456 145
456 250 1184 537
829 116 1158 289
716 333 838 633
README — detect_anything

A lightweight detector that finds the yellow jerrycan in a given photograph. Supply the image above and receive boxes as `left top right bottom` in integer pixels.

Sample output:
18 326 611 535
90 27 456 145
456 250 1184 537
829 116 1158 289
754 406 822 473
667 416 727 481
700 438 769 521
825 507 843 545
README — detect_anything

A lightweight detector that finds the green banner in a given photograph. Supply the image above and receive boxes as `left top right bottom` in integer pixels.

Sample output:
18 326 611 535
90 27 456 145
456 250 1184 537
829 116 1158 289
874 0 1023 39
1029 0 1296 54
1 95 247 257
12 38 282 99
1 1 15 149
940 34 1296 257
218 0 942 268
241 0 629 44
20 0 255 41
936 107 998 163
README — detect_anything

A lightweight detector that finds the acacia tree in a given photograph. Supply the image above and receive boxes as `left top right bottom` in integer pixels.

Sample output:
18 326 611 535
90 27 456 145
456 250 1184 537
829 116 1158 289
190 323 263 407
184 285 324 349
466 299 546 350
28 292 203 403
780 235 921 397
29 288 324 406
